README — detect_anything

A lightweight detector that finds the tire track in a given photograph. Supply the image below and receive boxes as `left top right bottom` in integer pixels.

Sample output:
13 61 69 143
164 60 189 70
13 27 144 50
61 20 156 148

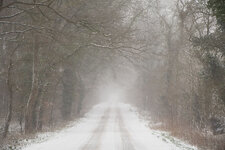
117 107 136 150
80 108 110 150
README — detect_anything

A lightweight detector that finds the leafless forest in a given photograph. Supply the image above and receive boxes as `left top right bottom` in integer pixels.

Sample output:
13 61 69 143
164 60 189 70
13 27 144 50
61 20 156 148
0 0 224 150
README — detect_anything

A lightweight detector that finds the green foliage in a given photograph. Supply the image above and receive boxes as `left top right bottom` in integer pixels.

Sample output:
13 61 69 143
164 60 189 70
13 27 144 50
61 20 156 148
208 0 225 29
193 31 225 104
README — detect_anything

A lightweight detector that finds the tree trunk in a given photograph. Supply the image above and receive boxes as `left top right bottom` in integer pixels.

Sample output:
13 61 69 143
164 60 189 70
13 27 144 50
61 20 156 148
2 43 19 138
61 68 74 120
19 110 23 134
76 72 84 115
49 80 60 127
37 83 48 131
25 35 39 134
2 59 13 138
0 0 3 8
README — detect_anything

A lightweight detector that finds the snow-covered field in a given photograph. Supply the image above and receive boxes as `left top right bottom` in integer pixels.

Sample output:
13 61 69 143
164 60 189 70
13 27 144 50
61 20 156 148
22 102 198 150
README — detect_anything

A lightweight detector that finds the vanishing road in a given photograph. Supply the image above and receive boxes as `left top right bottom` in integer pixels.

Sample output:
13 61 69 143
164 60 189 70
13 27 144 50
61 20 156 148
23 102 197 150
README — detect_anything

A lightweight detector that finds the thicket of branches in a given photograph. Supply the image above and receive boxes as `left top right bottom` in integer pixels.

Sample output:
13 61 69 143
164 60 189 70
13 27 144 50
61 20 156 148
0 0 139 140
126 0 225 149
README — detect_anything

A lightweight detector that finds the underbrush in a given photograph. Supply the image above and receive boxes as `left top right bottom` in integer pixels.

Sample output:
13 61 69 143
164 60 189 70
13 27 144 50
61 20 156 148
136 109 225 150
151 124 225 150
0 118 80 150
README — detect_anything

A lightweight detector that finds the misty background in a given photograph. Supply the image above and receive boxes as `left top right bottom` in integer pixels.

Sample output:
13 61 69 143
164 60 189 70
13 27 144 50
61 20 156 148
0 0 224 149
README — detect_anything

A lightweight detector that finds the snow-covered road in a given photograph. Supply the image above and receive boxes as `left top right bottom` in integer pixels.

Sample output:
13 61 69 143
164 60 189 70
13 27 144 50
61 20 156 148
22 102 197 150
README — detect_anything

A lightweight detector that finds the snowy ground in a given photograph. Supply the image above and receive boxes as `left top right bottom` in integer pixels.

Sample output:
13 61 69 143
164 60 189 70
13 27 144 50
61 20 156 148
22 102 198 150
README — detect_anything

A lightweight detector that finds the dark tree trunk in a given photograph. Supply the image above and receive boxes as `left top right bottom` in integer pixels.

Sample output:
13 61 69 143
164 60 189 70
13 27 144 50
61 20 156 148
19 110 23 134
0 0 3 8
